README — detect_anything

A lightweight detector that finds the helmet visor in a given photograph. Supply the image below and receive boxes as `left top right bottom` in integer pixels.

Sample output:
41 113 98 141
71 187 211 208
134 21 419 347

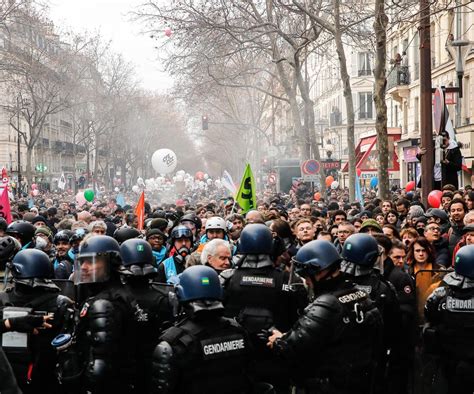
74 254 110 284
293 259 320 277
172 227 193 240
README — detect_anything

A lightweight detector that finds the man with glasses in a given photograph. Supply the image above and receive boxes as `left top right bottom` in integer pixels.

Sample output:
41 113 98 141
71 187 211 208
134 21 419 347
334 221 355 253
424 223 450 267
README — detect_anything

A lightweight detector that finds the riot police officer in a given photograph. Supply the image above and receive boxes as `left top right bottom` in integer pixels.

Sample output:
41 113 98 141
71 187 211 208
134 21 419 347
152 265 253 394
60 235 135 394
221 223 307 392
424 244 474 393
119 238 172 393
340 233 401 392
157 225 194 283
0 249 73 393
267 240 383 394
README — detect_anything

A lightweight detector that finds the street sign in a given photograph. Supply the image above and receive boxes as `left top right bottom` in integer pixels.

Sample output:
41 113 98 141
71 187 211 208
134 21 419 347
35 164 47 172
301 160 320 175
301 160 321 183
433 87 446 135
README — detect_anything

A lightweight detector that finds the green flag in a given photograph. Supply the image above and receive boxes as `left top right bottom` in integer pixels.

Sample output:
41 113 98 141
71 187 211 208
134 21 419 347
235 164 257 214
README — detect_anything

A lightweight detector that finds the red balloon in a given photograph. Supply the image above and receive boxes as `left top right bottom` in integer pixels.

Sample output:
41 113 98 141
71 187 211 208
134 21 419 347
31 183 37 190
195 171 205 180
164 27 172 37
428 190 442 208
325 176 334 187
356 168 362 177
314 192 321 201
405 180 416 192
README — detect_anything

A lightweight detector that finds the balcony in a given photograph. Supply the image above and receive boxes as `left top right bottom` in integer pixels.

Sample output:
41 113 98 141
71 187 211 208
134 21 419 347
387 65 410 103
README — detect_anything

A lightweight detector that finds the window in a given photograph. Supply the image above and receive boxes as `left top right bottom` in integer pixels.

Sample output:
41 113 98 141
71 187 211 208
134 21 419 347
414 97 419 131
359 92 373 119
358 52 371 76
413 33 420 80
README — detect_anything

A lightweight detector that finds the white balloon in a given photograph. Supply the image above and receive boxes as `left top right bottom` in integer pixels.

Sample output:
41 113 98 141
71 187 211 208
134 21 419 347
214 180 221 187
151 149 177 174
132 185 140 194
176 174 184 182
114 187 119 192
172 176 177 182
137 177 144 186
176 170 185 176
203 173 209 180
331 181 339 189
206 179 212 185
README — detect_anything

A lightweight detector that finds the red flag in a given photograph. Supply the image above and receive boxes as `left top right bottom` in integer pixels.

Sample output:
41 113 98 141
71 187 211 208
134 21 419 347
0 188 12 224
134 191 145 230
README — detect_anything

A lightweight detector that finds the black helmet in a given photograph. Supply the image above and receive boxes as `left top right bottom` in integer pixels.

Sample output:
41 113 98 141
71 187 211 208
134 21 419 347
179 213 202 233
0 236 20 263
11 249 53 279
119 239 157 277
53 230 73 245
113 227 141 244
70 228 88 244
170 225 193 243
342 233 380 267
0 217 7 232
6 221 36 246
293 240 341 276
75 235 121 284
239 224 273 255
176 265 223 303
454 245 474 279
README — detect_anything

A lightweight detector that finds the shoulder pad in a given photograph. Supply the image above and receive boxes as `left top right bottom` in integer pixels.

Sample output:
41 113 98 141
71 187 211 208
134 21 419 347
429 286 447 299
305 294 343 319
219 269 235 285
154 340 174 361
89 298 115 314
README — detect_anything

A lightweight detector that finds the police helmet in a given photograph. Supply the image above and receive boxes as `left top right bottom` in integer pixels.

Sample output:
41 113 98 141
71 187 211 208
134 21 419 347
454 245 474 279
342 233 380 267
170 225 193 242
238 224 273 255
75 235 121 284
6 221 36 246
205 217 226 232
113 227 141 244
53 230 73 245
0 236 20 263
11 249 53 279
78 235 121 261
119 238 156 277
293 240 341 276
175 265 223 303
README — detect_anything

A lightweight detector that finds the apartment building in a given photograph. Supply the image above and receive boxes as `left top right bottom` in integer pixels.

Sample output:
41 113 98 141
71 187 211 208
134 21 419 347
387 4 474 187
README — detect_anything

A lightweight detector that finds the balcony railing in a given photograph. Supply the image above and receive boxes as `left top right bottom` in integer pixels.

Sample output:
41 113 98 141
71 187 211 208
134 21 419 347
387 65 410 90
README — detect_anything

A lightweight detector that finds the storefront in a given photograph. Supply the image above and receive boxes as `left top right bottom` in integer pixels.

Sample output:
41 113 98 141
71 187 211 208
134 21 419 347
341 129 401 188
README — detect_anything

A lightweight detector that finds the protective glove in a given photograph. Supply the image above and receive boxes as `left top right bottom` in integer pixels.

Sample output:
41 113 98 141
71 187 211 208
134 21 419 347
8 315 45 333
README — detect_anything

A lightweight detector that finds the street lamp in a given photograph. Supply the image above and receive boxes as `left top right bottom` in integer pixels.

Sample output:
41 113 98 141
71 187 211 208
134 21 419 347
446 39 473 98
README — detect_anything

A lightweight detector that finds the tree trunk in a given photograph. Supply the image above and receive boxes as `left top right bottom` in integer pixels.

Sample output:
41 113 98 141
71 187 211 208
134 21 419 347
334 0 355 201
294 58 327 194
374 0 389 199
25 145 33 186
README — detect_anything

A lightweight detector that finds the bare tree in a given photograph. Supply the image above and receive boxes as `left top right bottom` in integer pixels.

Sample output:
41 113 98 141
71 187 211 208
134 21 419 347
374 0 389 199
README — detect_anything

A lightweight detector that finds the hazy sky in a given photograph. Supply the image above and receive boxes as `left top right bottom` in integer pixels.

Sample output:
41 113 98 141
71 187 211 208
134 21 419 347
49 0 173 93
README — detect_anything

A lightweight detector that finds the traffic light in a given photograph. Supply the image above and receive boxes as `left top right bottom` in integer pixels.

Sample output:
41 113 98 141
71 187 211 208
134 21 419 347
202 115 209 130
